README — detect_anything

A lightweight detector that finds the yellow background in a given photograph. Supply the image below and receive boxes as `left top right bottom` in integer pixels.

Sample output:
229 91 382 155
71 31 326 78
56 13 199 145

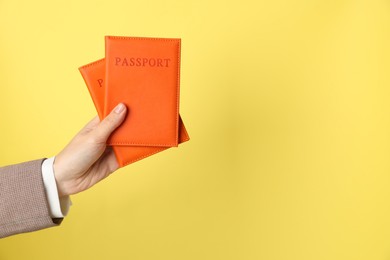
0 0 390 259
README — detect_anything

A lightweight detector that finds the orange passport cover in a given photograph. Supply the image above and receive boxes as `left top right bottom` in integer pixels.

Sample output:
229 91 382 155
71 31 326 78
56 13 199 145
79 58 189 167
105 36 181 147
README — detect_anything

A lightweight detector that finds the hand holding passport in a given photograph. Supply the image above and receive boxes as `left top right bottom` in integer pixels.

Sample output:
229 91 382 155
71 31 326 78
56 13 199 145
79 36 189 167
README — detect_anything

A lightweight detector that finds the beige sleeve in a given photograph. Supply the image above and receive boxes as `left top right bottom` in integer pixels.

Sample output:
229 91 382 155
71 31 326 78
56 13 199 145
0 159 62 238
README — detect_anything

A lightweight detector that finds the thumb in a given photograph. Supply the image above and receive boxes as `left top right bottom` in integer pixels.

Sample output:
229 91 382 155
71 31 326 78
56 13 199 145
94 103 127 142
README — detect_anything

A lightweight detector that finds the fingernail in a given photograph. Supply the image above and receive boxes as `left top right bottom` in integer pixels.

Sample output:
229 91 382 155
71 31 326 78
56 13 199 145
114 103 125 114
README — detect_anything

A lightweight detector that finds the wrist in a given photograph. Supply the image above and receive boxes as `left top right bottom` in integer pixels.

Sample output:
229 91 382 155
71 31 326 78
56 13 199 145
53 156 68 197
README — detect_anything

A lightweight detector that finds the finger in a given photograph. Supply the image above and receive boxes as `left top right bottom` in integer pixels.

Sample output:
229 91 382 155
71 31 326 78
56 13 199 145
94 147 119 180
94 103 127 142
102 147 120 174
